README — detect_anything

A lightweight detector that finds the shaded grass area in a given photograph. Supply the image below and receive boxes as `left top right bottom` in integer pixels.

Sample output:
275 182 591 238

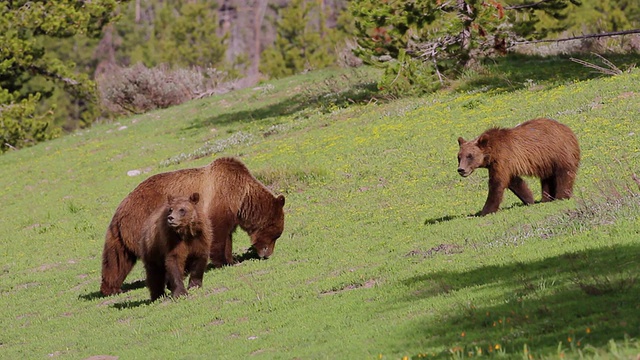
184 67 381 132
457 53 640 94
404 242 639 355
0 55 639 359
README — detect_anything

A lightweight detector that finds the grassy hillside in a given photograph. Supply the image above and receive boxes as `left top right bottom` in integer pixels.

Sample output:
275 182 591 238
1 55 639 359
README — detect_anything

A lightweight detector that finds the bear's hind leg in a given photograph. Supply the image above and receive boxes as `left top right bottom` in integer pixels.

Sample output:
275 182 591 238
540 176 557 202
554 169 576 200
509 176 534 205
101 227 137 296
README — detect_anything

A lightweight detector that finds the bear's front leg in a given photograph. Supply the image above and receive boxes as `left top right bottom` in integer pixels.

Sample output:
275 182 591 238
165 253 188 298
187 255 208 289
209 220 236 267
145 260 167 302
224 233 235 265
481 175 507 215
508 176 534 205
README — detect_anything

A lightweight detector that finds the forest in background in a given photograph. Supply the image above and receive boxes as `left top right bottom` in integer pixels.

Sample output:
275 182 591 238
1 0 639 152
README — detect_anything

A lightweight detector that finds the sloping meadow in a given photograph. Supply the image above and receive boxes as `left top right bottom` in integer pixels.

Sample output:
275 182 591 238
1 67 639 359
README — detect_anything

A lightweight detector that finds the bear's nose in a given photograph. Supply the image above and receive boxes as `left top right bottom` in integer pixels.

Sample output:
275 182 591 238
457 168 465 175
167 215 174 222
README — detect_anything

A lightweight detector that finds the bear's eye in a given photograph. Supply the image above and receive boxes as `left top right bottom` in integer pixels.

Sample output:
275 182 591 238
179 208 186 216
466 154 473 160
168 207 173 213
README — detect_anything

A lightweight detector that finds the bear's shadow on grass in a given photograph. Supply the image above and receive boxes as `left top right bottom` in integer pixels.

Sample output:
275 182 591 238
80 250 262 307
113 299 153 309
78 279 147 301
423 202 530 225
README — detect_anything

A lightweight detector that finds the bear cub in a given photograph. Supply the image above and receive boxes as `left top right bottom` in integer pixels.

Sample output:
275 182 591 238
141 193 212 301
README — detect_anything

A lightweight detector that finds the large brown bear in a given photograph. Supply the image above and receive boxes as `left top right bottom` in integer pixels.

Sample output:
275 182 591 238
100 157 285 296
141 193 211 301
457 118 580 215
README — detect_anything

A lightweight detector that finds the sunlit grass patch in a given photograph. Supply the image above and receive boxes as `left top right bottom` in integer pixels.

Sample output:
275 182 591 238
252 165 329 194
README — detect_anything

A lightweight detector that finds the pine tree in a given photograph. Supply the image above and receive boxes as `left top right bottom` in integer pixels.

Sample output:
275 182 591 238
0 0 123 152
350 0 583 95
160 1 227 68
260 0 336 79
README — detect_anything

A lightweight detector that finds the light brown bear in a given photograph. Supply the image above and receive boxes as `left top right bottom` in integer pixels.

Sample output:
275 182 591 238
457 118 580 215
100 157 285 296
141 193 210 301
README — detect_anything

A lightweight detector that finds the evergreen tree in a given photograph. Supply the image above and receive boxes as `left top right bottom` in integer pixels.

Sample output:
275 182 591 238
160 1 227 67
260 0 336 79
350 0 583 95
110 1 226 69
0 0 123 152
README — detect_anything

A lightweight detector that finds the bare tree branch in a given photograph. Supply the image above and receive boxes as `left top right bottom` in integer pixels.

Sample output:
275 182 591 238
505 0 557 10
509 29 640 48
27 65 80 86
569 54 623 76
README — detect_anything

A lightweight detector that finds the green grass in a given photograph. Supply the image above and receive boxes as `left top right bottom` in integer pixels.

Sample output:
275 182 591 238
1 55 639 359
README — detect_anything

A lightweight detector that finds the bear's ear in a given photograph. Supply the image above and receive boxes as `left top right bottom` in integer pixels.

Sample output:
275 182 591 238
190 192 200 204
457 137 466 146
276 194 285 207
477 134 489 148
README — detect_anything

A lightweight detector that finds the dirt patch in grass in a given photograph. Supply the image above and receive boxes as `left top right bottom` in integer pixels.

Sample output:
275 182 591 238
405 243 464 258
320 279 377 296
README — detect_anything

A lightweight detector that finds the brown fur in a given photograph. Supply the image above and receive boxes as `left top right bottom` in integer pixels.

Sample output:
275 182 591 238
141 193 211 301
457 118 580 215
100 157 286 296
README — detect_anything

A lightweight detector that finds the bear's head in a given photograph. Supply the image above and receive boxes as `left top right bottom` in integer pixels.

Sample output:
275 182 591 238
249 194 285 259
457 135 490 177
166 193 200 236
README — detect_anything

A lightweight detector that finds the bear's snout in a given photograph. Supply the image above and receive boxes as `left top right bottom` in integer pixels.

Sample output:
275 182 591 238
457 167 469 177
167 214 179 227
256 246 271 259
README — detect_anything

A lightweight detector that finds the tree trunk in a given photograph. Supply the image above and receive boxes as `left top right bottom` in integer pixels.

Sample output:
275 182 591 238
251 0 269 77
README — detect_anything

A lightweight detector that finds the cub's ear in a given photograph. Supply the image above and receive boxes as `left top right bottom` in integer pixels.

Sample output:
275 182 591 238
190 192 200 204
276 194 285 207
457 137 466 146
477 134 489 148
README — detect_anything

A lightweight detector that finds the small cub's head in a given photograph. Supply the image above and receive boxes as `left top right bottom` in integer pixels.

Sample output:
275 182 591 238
250 194 286 259
166 193 200 231
457 135 489 177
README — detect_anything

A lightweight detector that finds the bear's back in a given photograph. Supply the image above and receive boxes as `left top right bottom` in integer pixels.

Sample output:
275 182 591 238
486 119 577 171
